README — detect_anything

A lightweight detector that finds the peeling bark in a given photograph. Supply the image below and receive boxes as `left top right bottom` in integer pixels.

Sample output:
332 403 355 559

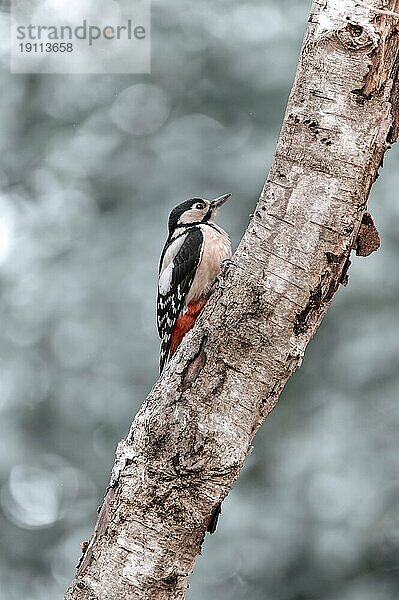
355 211 381 255
65 1 399 599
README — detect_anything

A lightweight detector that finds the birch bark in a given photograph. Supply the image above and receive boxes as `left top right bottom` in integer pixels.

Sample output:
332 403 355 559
65 1 399 598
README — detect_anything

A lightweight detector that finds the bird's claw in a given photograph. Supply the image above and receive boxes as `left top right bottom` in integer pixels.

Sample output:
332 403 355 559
221 258 236 269
216 273 225 289
216 259 236 289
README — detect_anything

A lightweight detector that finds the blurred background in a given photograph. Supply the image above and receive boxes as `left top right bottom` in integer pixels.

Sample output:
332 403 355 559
0 0 398 598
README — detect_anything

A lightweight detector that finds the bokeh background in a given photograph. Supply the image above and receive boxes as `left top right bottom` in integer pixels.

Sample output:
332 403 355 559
0 0 398 598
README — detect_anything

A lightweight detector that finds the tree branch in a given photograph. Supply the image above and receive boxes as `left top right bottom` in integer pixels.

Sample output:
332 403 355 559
65 1 399 598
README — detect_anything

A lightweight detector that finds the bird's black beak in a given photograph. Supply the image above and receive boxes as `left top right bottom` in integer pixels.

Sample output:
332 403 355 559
210 193 232 209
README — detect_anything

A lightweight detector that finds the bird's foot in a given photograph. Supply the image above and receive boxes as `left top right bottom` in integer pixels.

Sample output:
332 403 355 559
216 273 226 289
221 258 236 269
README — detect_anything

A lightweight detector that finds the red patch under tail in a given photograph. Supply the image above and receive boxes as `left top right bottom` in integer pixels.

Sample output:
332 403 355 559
170 297 208 357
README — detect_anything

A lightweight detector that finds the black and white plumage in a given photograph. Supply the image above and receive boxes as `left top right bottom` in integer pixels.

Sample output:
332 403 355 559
157 226 203 371
157 194 232 373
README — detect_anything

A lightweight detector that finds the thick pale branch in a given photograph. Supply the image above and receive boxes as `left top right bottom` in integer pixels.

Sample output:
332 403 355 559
65 1 399 599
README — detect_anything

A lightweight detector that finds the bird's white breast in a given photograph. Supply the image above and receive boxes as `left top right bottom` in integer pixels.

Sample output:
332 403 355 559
187 224 231 303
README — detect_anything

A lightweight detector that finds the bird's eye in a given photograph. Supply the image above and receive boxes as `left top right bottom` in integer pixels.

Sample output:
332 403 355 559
195 203 205 210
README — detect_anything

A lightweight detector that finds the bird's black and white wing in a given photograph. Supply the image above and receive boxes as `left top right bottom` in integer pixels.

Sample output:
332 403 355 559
157 227 203 372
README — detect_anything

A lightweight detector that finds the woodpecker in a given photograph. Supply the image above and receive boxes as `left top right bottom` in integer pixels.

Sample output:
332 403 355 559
157 194 232 373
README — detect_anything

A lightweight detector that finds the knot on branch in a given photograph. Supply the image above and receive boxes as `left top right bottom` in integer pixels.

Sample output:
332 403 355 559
331 22 378 54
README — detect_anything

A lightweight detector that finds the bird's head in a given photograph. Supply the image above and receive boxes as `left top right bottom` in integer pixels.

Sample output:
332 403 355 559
168 193 231 233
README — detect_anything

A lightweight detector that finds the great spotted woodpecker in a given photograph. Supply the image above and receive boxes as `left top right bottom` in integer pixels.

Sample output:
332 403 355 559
157 194 232 373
